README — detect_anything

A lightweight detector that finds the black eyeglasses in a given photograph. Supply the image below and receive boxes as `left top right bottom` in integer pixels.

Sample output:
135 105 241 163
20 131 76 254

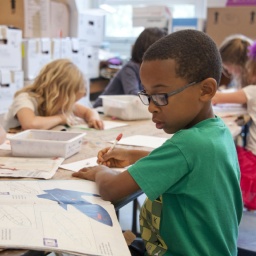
138 81 198 106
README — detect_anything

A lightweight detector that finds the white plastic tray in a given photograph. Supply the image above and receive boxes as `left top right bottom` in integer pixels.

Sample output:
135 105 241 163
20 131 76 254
100 95 151 120
9 130 85 158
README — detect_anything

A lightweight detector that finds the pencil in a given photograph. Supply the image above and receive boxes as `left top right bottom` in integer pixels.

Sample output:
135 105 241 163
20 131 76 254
107 133 123 153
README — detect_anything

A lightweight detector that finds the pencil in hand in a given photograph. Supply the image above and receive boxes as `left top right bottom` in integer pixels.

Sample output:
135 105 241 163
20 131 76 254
98 133 123 165
107 133 123 153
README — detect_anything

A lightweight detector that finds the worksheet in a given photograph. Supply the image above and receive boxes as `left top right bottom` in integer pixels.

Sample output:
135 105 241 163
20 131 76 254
0 157 64 179
0 180 130 256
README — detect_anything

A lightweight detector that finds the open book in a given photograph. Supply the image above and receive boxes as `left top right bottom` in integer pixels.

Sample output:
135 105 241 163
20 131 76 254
0 180 130 256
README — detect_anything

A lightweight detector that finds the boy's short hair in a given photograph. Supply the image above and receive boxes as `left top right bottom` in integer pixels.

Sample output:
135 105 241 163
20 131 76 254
143 29 222 86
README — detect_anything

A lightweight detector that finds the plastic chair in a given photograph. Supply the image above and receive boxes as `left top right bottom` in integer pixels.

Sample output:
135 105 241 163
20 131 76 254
114 190 143 236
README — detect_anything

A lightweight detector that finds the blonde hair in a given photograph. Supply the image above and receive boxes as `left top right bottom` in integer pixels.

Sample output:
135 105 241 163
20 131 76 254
220 34 253 87
16 59 86 116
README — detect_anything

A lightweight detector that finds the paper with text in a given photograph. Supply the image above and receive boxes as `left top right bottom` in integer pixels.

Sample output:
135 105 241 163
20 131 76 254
0 180 130 256
0 157 64 179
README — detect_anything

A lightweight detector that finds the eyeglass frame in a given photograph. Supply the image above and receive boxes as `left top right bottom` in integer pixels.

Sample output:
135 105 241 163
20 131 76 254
138 81 199 106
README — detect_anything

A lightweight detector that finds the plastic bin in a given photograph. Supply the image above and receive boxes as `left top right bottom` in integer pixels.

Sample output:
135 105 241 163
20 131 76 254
9 130 85 158
100 95 151 120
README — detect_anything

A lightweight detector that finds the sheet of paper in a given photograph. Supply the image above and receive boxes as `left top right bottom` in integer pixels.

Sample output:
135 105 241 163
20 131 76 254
60 157 98 172
0 180 130 256
111 135 169 149
0 157 64 179
60 157 127 173
73 120 128 130
213 104 247 117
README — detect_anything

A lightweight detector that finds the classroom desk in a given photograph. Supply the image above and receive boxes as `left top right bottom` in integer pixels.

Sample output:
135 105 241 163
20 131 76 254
0 115 242 255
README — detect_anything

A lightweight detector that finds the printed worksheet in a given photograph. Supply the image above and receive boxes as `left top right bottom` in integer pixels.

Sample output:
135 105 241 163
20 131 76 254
0 157 64 179
0 180 130 256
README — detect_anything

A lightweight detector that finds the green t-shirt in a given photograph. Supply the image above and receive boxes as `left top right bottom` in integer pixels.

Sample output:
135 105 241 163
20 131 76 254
128 117 243 256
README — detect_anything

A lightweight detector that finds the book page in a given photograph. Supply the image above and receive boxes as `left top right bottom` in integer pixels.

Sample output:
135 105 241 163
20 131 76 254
0 180 130 256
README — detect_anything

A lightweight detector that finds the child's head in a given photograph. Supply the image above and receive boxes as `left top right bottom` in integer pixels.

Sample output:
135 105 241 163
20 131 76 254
139 29 222 134
219 34 253 87
16 59 86 116
245 41 256 85
131 27 167 64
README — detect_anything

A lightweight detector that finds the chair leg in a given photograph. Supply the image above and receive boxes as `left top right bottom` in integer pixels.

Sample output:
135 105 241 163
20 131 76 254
132 198 141 236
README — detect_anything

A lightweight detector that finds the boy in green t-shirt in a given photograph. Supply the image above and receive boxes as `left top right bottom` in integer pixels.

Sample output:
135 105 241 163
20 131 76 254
73 29 243 256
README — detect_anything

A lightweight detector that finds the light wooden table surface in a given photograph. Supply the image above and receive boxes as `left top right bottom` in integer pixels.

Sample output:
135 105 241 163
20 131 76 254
0 117 170 177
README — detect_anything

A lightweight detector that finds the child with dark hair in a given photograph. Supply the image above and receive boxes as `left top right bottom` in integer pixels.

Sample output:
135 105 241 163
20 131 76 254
74 30 242 256
93 27 167 108
213 40 256 210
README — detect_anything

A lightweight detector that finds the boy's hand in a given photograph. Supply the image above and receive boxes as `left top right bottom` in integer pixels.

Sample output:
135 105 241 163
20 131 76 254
98 148 131 168
72 165 109 181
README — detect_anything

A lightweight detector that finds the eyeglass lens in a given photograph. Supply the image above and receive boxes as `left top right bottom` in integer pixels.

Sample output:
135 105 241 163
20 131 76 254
139 94 167 106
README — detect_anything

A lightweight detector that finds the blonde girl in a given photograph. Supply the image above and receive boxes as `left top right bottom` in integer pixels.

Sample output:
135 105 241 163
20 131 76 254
4 59 104 131
213 40 256 210
219 34 253 88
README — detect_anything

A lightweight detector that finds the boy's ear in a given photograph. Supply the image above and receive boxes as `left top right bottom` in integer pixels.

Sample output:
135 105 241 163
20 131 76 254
199 78 217 101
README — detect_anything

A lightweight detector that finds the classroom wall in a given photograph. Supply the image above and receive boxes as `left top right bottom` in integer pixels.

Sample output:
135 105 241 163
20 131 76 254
207 0 226 7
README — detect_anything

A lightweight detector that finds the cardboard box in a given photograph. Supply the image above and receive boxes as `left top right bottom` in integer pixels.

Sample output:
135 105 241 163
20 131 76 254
133 6 172 32
0 26 22 70
69 8 105 44
9 130 85 158
0 0 69 38
172 18 205 32
226 0 256 5
22 38 52 80
87 45 100 79
0 70 24 114
206 6 256 46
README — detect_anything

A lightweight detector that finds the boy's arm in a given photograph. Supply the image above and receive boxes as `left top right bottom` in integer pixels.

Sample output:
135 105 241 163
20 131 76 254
72 165 140 202
73 103 104 130
212 90 247 105
16 108 66 130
